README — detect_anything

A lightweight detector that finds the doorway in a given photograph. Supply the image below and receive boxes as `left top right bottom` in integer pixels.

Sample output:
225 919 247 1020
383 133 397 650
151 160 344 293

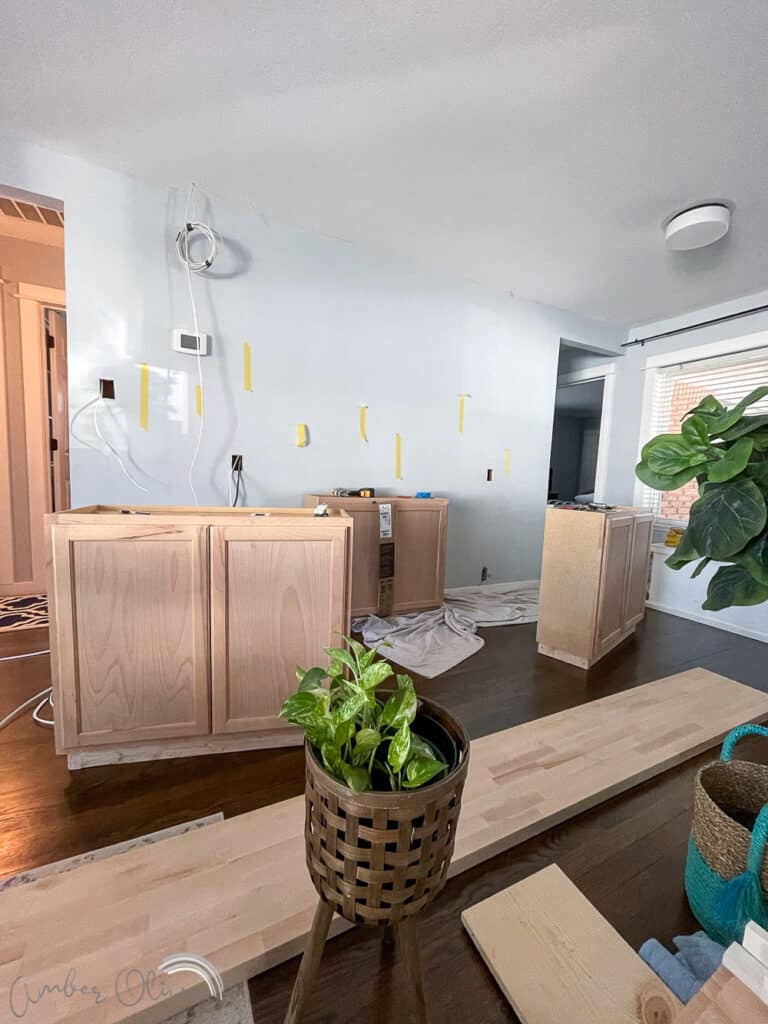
0 186 68 597
548 343 615 504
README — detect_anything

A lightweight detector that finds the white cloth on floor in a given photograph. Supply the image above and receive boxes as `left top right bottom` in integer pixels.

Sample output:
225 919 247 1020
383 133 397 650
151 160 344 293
353 581 538 679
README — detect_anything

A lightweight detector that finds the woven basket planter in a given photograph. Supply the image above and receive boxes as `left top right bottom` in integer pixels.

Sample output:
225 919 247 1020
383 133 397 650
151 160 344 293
685 723 768 945
304 695 470 927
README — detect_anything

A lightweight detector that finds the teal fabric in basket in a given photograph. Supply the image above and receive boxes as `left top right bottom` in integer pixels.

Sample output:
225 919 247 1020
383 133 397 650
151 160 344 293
685 724 768 946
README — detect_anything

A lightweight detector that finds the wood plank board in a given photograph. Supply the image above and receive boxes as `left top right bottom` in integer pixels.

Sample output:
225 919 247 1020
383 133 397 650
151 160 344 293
2 668 767 1024
462 868 768 1024
462 864 683 1022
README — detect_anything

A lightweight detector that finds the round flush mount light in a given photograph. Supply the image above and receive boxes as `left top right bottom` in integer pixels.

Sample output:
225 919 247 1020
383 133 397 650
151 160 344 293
665 204 731 251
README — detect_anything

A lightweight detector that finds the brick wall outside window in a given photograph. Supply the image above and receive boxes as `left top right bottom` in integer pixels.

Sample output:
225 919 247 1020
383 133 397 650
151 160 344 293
658 381 709 521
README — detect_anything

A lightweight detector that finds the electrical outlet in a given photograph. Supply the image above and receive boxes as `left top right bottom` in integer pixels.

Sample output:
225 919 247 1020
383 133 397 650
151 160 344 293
231 454 243 471
99 378 115 399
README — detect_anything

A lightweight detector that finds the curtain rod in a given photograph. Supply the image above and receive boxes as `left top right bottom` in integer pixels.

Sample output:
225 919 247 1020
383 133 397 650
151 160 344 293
622 301 768 349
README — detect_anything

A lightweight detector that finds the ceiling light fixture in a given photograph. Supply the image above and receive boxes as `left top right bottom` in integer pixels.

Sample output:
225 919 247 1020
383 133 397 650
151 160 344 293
665 204 730 251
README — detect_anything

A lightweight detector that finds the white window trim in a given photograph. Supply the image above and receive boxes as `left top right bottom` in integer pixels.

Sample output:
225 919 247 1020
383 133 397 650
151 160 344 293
556 361 616 504
632 328 768 511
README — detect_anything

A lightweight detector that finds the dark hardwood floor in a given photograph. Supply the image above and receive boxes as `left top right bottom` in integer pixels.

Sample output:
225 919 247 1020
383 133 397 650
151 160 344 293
1 612 766 1022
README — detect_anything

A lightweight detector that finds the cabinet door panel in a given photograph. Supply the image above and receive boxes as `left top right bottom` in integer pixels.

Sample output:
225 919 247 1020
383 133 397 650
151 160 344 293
393 504 447 611
594 516 633 656
211 527 348 733
624 515 653 626
51 524 210 748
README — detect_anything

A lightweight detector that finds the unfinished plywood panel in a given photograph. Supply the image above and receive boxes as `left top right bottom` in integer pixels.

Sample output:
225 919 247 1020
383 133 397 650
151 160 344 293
2 669 768 1024
462 864 682 1023
50 523 210 748
210 525 348 734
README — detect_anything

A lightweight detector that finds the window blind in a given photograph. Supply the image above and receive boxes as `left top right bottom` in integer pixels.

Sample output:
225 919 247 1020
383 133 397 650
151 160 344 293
639 345 768 521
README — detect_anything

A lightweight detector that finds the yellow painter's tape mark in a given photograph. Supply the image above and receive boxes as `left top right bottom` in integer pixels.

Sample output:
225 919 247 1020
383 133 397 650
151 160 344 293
458 393 471 435
139 363 149 430
395 433 402 480
359 405 368 444
505 448 512 479
296 423 308 447
243 342 253 392
195 384 203 417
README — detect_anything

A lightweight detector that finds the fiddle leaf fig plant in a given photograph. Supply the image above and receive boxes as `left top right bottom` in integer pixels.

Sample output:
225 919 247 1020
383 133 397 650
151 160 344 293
279 637 447 793
636 386 768 611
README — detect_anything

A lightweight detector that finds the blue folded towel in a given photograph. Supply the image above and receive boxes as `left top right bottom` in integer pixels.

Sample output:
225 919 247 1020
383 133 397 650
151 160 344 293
639 931 725 1004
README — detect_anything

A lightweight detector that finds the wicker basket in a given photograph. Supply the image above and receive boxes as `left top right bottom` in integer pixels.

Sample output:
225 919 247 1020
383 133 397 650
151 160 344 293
685 723 768 945
304 695 470 927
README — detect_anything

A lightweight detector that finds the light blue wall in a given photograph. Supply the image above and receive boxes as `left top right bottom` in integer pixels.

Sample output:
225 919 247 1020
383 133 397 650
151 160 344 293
0 134 624 585
604 289 768 504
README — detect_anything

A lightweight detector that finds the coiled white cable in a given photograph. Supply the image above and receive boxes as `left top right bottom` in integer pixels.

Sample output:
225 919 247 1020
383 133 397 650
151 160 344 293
176 184 218 506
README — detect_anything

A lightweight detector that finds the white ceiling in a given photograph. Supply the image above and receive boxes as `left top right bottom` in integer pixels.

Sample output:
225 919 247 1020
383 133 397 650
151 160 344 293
2 1 767 324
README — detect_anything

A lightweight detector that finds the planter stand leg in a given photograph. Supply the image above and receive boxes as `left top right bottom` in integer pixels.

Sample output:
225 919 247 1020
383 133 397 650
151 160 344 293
284 899 334 1024
396 917 428 1024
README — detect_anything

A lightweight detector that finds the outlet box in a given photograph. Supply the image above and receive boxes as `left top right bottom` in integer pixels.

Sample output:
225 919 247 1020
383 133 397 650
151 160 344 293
99 378 115 400
231 454 243 471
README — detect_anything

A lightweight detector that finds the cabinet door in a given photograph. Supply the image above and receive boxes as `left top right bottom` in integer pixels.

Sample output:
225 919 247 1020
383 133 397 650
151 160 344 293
211 525 349 734
594 515 634 657
393 502 447 612
624 514 653 627
51 523 210 749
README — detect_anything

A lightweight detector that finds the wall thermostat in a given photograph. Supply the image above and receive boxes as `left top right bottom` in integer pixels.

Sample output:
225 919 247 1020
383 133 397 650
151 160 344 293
172 329 211 355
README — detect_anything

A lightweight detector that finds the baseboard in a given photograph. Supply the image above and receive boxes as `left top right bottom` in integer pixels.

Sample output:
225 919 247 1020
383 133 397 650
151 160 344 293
646 601 768 644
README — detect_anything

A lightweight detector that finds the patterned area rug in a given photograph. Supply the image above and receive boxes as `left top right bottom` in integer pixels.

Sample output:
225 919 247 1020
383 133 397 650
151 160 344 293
0 594 48 632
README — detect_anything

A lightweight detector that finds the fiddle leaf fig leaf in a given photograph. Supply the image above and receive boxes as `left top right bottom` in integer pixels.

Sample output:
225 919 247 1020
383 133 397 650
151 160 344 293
642 434 709 476
732 531 768 586
690 557 711 579
746 461 768 488
685 395 725 421
635 459 700 492
664 530 700 570
681 415 711 451
388 723 411 771
703 564 768 611
686 478 767 559
707 437 754 483
719 414 768 442
403 755 446 789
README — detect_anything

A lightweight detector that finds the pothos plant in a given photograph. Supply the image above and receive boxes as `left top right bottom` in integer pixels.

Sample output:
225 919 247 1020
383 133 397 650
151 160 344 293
636 385 768 611
279 637 448 794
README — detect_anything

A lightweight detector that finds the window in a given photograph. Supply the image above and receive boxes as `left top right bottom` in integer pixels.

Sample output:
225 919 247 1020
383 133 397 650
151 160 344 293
638 345 768 522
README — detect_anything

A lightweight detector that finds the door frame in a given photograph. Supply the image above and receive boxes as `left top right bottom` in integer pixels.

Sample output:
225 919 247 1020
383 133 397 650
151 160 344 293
1 282 66 596
555 361 616 503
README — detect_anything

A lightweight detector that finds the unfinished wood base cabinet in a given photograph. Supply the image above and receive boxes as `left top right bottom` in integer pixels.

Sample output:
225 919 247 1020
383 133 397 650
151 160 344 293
47 506 352 767
536 506 653 669
304 495 448 616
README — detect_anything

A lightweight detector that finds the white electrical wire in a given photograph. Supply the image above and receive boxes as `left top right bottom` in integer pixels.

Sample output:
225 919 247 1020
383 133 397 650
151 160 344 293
33 690 54 727
0 649 49 663
0 686 53 732
93 398 150 492
70 394 102 453
176 183 218 506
